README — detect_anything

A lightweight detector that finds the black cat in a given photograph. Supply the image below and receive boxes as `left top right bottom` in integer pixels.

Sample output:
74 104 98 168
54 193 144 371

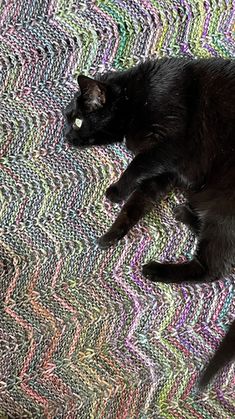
64 58 235 387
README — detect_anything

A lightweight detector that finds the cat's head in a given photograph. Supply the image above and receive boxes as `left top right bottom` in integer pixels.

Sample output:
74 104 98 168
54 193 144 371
64 75 127 147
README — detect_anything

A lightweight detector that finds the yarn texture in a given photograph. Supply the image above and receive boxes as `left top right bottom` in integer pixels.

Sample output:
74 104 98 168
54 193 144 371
0 1 235 418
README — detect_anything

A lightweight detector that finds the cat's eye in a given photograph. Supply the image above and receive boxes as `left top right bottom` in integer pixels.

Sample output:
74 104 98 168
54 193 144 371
74 118 83 129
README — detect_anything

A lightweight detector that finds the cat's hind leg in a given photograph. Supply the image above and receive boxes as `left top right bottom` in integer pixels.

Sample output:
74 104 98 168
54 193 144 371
143 218 235 283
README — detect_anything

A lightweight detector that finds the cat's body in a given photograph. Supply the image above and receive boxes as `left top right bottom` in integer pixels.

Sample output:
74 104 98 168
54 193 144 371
64 58 235 387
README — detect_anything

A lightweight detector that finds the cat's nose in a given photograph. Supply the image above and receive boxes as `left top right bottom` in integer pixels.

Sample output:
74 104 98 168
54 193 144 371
65 130 78 145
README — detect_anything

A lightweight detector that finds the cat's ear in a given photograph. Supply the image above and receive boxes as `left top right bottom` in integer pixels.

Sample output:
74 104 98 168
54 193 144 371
78 75 106 111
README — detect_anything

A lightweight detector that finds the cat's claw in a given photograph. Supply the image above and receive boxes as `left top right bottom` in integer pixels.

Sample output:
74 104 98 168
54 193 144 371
105 183 123 203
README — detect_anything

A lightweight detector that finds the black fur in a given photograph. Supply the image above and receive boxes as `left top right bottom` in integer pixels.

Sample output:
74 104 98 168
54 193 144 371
64 58 235 386
199 319 235 389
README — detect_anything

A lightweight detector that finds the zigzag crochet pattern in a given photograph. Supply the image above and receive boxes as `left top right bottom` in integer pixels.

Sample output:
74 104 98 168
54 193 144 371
0 1 235 418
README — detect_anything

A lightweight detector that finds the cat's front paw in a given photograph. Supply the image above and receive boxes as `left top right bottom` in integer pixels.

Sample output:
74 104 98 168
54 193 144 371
97 226 127 249
105 183 123 203
97 233 118 249
142 261 170 283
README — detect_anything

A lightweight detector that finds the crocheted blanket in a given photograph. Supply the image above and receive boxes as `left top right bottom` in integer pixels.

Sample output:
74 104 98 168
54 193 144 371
0 1 234 418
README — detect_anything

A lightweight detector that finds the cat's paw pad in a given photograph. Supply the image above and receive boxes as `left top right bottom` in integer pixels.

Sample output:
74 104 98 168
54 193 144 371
105 183 123 203
142 262 169 282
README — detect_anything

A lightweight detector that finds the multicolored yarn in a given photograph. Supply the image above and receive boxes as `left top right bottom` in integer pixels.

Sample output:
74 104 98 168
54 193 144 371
0 1 235 418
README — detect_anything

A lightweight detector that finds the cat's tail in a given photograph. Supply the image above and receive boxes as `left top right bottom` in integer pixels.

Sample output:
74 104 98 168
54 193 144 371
198 319 235 389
